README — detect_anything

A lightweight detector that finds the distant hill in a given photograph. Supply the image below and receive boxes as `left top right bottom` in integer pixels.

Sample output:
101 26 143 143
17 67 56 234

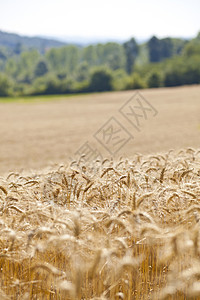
0 30 67 53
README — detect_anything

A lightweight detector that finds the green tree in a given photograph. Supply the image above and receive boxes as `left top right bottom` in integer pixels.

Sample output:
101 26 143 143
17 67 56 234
82 46 97 66
6 50 40 82
163 55 200 87
123 38 139 74
183 43 200 57
0 47 7 61
76 61 89 82
96 43 126 70
128 73 146 89
5 58 18 77
147 71 162 88
34 60 48 77
89 67 113 92
148 37 173 62
13 42 23 55
0 73 12 96
172 38 188 55
19 51 39 71
46 45 79 73
57 71 67 80
164 70 183 87
32 74 60 95
147 36 161 62
112 69 130 90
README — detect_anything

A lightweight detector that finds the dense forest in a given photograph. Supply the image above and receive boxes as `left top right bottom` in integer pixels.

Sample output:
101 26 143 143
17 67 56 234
0 30 200 96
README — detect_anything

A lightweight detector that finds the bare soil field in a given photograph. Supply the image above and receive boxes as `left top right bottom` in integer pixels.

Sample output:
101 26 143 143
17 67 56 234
0 85 199 175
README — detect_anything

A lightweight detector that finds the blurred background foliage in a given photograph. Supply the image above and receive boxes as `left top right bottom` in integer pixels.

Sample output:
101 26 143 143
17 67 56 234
0 31 200 96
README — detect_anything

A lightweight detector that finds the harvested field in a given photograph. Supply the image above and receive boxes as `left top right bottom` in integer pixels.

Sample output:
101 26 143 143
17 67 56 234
0 85 199 175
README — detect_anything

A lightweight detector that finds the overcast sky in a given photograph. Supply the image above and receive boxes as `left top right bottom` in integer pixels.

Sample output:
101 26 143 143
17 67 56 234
0 0 200 40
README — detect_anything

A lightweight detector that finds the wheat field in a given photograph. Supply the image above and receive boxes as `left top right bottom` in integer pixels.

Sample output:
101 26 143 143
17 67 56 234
0 86 200 299
0 148 200 299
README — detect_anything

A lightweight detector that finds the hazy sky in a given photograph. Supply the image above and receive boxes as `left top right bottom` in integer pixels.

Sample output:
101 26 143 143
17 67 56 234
0 0 200 40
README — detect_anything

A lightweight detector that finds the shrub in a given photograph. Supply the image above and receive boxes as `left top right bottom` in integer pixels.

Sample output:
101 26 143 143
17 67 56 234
32 74 60 95
147 71 163 88
128 73 146 89
112 69 131 91
89 67 113 92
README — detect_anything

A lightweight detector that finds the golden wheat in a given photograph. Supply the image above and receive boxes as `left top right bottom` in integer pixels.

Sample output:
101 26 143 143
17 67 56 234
0 149 199 299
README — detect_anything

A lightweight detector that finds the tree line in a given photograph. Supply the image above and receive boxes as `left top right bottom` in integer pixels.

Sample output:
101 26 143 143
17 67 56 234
0 32 200 96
